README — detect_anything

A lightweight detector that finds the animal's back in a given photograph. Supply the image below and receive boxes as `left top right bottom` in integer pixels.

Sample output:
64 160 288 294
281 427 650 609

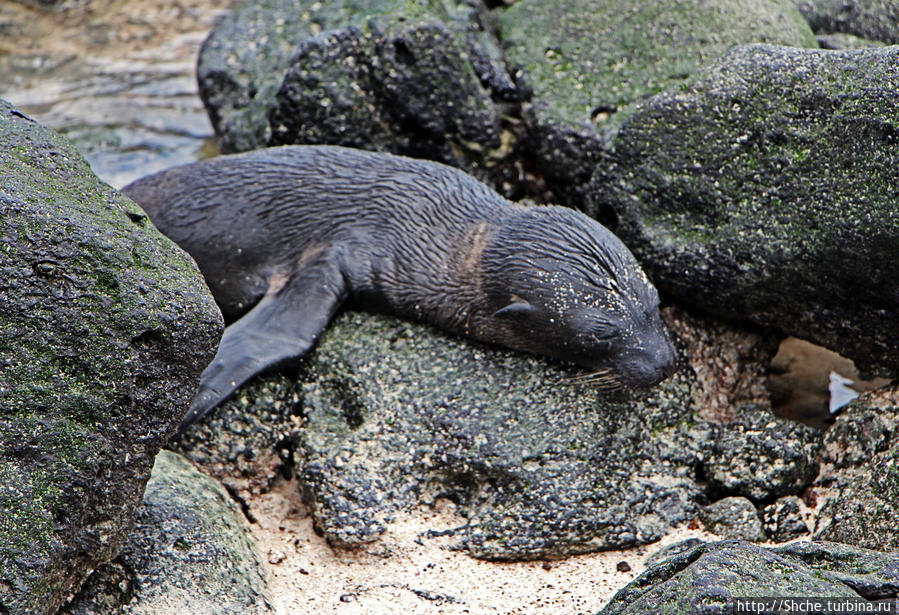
122 145 512 319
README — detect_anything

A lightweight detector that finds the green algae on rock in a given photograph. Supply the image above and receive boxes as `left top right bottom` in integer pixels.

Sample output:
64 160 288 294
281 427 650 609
599 540 899 614
498 0 817 209
62 451 273 615
0 100 222 615
603 43 899 377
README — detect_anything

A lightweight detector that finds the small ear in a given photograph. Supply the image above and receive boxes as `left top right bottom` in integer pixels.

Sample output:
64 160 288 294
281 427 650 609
492 301 537 319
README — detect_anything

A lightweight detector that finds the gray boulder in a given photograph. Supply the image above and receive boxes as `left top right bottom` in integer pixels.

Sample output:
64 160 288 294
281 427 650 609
498 0 817 210
62 450 273 615
605 44 899 377
794 0 899 44
197 0 517 186
814 386 899 551
0 100 222 615
699 497 765 542
762 496 809 542
600 540 899 614
182 309 820 561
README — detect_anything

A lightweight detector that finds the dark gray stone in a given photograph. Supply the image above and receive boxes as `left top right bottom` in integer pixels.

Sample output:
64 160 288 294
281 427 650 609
794 0 899 44
0 100 222 615
605 44 899 377
699 497 765 542
498 0 816 211
814 386 899 552
599 540 899 615
197 0 517 187
699 405 821 501
763 496 809 543
62 450 274 614
171 373 303 502
187 309 820 561
643 538 706 569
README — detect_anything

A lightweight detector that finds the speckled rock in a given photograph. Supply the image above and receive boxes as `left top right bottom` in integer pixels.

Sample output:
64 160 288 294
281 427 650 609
814 386 899 551
763 496 809 542
698 404 820 501
599 540 899 615
188 309 821 561
794 0 899 44
643 538 706 568
0 101 222 615
498 0 816 211
605 44 899 377
171 374 304 506
61 450 274 615
197 0 517 187
699 497 765 542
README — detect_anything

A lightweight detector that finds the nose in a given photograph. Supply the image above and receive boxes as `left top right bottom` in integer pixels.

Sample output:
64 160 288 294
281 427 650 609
655 335 679 381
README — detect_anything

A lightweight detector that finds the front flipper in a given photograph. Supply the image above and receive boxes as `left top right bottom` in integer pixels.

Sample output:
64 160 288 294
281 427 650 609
180 247 347 433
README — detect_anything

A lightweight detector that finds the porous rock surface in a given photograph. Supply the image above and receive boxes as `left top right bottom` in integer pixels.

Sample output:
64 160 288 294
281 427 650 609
599 540 899 614
814 385 899 552
181 310 820 561
197 0 516 185
499 0 816 209
794 0 899 44
698 497 765 542
0 100 222 615
604 44 899 377
62 450 273 615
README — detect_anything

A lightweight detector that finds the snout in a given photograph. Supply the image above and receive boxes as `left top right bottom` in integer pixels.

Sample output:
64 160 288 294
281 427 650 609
616 334 679 389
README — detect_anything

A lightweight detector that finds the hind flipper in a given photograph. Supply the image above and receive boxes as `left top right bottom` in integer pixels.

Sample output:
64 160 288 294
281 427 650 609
179 248 347 433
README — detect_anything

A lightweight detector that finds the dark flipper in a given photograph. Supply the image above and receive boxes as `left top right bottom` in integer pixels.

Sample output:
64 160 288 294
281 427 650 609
179 247 347 434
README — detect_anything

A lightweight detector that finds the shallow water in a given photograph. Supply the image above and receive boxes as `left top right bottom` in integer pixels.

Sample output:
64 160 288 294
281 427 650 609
0 0 234 188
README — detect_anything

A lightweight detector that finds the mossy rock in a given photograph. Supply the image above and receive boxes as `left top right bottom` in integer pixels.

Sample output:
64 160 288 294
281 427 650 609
0 100 222 615
603 44 899 376
62 451 273 615
498 0 817 209
197 0 516 187
794 0 899 44
599 540 899 614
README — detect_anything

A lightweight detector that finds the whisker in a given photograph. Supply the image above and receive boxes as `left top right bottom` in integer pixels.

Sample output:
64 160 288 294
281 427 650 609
561 368 613 383
559 369 624 391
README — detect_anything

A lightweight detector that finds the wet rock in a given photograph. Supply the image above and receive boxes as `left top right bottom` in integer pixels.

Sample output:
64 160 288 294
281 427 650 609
644 538 706 568
196 308 820 561
606 44 899 378
0 101 222 615
699 405 821 501
197 0 516 186
794 0 899 44
816 31 890 48
763 496 809 542
171 373 304 505
814 386 899 551
498 0 816 211
599 540 899 614
62 450 274 614
699 497 765 542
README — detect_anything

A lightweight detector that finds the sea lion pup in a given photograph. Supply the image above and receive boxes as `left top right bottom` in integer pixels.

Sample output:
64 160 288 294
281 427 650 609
122 145 677 432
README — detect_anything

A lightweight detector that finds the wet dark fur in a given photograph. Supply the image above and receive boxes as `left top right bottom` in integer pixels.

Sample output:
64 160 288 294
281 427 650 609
123 145 676 431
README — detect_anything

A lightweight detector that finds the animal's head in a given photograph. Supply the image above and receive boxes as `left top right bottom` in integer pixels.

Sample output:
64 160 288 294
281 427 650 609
481 206 677 389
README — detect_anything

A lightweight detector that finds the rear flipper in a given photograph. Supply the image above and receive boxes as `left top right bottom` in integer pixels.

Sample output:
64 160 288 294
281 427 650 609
179 247 347 434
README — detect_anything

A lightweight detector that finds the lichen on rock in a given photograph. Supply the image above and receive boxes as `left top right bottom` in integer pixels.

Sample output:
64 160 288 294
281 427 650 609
0 100 222 615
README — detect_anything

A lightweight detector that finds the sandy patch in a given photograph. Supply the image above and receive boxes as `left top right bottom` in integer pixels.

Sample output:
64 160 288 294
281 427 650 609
246 476 719 615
